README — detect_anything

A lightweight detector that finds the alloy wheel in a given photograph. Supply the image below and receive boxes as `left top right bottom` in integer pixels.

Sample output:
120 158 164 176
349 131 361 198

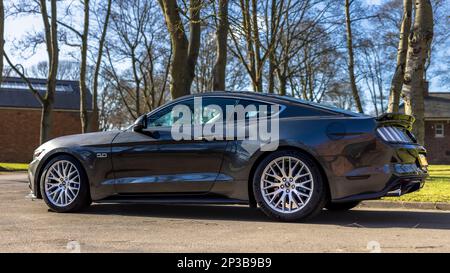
44 160 81 207
260 156 314 213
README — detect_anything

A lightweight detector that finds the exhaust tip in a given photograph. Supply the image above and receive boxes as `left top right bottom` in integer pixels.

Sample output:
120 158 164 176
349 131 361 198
386 188 402 197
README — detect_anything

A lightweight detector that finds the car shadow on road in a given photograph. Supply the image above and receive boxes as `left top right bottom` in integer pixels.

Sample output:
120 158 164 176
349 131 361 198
83 203 450 230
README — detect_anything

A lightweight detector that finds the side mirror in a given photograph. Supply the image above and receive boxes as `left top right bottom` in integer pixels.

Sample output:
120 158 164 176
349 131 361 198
132 115 147 132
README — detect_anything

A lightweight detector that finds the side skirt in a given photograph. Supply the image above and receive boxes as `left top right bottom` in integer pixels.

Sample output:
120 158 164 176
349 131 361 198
95 194 249 205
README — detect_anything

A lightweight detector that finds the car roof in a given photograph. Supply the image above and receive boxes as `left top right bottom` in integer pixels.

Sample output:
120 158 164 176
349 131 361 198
177 91 308 105
175 91 364 117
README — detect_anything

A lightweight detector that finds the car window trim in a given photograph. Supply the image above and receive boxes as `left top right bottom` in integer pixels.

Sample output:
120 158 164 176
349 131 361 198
144 95 288 129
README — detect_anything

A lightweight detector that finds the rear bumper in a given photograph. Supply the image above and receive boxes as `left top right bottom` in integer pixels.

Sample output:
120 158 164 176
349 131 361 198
330 141 428 203
334 173 427 203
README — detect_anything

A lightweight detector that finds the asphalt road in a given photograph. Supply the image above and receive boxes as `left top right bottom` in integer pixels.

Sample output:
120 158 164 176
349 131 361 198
1 173 450 253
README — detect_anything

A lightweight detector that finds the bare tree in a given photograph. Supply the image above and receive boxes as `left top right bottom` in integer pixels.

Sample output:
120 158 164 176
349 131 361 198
387 0 412 113
324 82 354 110
402 0 434 144
194 29 215 93
360 40 386 116
40 0 59 143
159 0 202 99
228 0 271 92
3 0 59 144
273 0 334 97
80 0 90 133
91 0 112 132
212 0 229 91
104 0 170 120
28 60 80 80
345 0 364 113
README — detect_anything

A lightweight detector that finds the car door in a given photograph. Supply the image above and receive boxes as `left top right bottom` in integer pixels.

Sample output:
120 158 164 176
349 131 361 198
111 97 237 194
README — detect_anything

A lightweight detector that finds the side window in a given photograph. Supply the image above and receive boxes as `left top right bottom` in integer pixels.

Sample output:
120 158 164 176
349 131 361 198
146 98 238 128
147 110 174 127
237 99 280 120
196 97 238 125
147 100 194 128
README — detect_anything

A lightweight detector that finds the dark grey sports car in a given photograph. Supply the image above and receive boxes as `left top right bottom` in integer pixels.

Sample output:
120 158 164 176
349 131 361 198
28 92 428 221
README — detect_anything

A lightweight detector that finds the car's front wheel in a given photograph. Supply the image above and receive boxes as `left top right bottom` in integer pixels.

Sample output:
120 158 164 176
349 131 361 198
40 155 91 212
253 151 327 221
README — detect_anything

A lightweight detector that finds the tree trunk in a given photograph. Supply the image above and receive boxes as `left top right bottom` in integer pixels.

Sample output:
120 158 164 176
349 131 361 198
251 0 263 92
241 0 257 91
37 0 59 144
268 60 275 94
91 0 112 132
80 0 90 133
186 0 202 92
160 0 201 99
279 76 287 96
212 0 229 91
345 0 363 113
130 48 141 116
387 0 412 113
402 0 433 145
39 0 52 62
0 0 4 83
268 0 277 94
160 0 189 99
40 100 53 144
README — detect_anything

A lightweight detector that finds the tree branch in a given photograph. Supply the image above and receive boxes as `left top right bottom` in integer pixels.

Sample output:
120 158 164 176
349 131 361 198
3 51 45 104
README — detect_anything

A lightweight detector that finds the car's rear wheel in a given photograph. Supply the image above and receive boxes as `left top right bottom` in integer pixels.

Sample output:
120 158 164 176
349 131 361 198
253 150 327 221
40 155 91 213
325 201 360 211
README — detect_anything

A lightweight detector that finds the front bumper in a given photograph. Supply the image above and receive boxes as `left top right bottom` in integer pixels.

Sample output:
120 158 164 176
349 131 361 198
28 158 40 198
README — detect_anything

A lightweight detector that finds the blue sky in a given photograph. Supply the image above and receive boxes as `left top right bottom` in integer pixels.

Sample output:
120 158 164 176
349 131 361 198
2 0 386 68
3 0 447 94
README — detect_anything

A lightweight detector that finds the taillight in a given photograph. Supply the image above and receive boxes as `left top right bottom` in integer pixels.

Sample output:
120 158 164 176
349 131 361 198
377 126 414 143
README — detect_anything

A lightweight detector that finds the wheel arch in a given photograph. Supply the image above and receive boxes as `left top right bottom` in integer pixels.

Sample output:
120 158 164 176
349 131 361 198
247 146 331 208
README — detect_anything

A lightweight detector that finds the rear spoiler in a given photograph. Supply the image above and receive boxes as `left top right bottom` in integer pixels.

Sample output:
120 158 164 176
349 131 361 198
376 113 415 131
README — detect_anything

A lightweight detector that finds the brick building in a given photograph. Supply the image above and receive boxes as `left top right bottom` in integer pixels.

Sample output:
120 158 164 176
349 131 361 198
400 90 450 164
421 92 450 164
0 77 92 163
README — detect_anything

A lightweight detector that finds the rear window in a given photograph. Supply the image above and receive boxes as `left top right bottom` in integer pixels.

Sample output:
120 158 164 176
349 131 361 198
280 96 365 117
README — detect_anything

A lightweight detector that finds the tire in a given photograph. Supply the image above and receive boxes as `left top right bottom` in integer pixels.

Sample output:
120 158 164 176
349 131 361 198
40 155 91 213
325 201 360 211
253 150 327 222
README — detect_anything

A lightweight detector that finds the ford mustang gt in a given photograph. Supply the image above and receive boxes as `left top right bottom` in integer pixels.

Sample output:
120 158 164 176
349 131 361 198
28 92 428 221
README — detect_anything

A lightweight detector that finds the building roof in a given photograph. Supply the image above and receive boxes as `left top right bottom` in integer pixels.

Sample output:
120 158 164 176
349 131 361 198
399 92 450 119
0 77 92 111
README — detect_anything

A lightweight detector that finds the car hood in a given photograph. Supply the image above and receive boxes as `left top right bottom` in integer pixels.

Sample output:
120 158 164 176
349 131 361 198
38 130 122 151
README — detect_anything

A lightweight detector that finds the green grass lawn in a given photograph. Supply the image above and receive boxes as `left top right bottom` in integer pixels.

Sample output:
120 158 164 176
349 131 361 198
0 162 29 172
383 165 450 203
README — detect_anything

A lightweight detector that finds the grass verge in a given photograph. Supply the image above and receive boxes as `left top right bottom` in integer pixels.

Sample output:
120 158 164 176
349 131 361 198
0 162 29 172
383 165 450 203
